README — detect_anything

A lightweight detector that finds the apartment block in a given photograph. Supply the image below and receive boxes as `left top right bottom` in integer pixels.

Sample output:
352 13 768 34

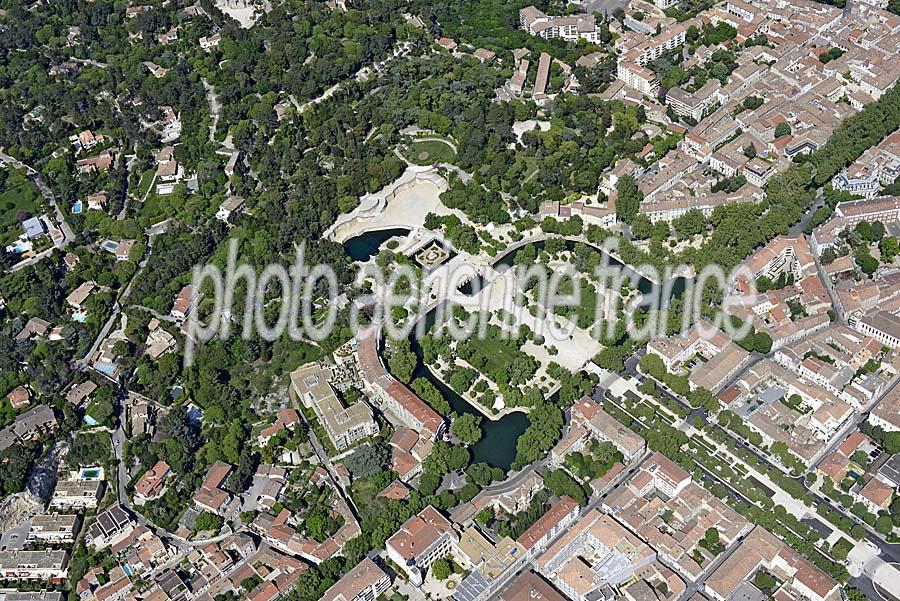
516 496 581 560
28 514 81 544
603 453 752 581
519 6 602 43
569 397 646 461
385 506 457 587
0 551 67 580
49 480 101 511
705 527 839 601
320 557 390 601
290 362 378 451
854 310 900 349
85 504 134 549
535 511 659 601
357 332 444 439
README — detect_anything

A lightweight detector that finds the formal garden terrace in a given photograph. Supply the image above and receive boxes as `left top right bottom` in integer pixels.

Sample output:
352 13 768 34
343 232 704 473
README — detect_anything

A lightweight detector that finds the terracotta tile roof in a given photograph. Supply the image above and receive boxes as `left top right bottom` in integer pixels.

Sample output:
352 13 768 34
516 496 578 551
386 506 453 562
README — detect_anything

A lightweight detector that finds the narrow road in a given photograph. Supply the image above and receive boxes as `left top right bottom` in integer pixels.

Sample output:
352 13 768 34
814 250 845 324
291 40 413 115
202 78 221 143
78 229 155 367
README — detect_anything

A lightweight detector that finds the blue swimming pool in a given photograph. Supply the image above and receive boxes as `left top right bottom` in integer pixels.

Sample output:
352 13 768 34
80 467 101 479
71 201 83 214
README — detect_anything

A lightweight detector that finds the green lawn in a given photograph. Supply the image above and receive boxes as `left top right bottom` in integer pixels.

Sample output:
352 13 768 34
0 170 41 245
132 168 156 199
468 337 519 376
404 139 456 165
139 191 167 222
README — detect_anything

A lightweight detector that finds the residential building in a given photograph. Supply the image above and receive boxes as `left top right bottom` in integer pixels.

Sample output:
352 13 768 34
643 452 693 497
871 382 900 432
154 146 183 195
144 321 176 359
453 527 526 601
170 285 194 320
666 81 723 121
0 592 63 601
565 396 646 461
705 527 839 601
688 342 751 392
216 196 244 223
320 557 390 601
133 461 171 504
6 387 30 410
858 477 893 513
450 471 544 525
142 61 167 78
101 239 135 262
877 454 900 488
85 504 135 549
473 48 496 63
193 461 234 516
516 496 581 560
0 405 58 452
830 196 900 230
357 332 444 439
28 514 81 544
496 571 568 601
519 6 602 43
249 464 286 511
854 310 900 349
85 191 108 211
0 551 67 580
775 324 889 410
533 53 551 100
617 61 659 96
49 480 101 510
388 427 433 482
66 281 96 318
256 407 302 447
742 235 816 282
290 363 378 451
603 456 752 581
199 34 221 50
15 317 51 342
385 506 458 587
436 37 457 51
535 510 658 601
251 495 360 565
647 320 732 371
76 150 115 174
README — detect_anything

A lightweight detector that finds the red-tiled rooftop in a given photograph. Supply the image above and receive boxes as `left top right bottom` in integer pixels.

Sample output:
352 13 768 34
386 506 452 561
378 480 410 500
202 461 232 490
385 380 443 436
516 496 578 551
134 460 170 497
391 428 419 453
837 431 869 458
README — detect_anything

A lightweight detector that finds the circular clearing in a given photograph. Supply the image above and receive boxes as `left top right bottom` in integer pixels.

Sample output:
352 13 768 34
418 151 430 161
